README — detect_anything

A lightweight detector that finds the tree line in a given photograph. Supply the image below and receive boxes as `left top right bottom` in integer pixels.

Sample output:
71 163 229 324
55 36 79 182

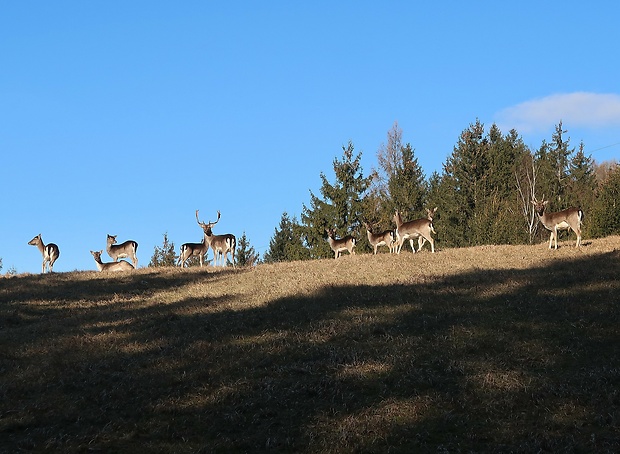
10 118 614 272
262 120 619 263
148 119 618 266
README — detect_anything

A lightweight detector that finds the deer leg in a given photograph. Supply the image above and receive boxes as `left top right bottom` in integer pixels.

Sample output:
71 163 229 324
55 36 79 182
409 238 416 253
548 232 554 249
572 225 581 247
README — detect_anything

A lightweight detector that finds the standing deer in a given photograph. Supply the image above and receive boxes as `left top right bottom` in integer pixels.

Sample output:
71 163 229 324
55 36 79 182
393 207 437 254
532 197 583 249
106 234 139 268
28 234 60 273
177 236 210 268
363 222 396 254
196 210 236 267
90 250 134 272
326 228 356 259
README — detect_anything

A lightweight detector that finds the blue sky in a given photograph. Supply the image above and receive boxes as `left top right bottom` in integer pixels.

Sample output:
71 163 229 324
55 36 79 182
2 2 619 273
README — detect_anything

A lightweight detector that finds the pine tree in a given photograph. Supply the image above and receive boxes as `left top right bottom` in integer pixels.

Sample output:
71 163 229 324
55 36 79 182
300 141 372 258
235 232 260 267
149 232 177 267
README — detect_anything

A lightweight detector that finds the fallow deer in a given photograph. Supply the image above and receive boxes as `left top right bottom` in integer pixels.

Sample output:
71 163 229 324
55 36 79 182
106 234 139 268
392 207 437 254
326 228 356 259
532 197 583 249
90 250 134 272
363 222 396 254
28 234 60 273
196 210 236 267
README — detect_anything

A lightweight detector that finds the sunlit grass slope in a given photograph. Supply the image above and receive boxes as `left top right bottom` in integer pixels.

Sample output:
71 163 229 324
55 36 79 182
2 237 619 452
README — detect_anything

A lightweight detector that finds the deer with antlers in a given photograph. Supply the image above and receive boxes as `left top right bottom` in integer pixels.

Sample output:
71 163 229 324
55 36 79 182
196 210 237 267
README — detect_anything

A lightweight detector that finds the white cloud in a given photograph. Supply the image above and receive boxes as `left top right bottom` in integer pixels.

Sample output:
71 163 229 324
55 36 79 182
495 92 620 134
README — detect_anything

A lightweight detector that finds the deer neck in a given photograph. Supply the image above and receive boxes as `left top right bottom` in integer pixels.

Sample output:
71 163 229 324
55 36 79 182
34 240 46 255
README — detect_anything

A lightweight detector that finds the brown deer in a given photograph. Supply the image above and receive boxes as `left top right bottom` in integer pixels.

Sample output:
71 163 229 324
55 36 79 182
28 234 60 273
326 228 356 259
196 210 237 267
90 250 134 272
532 197 583 249
106 234 138 268
363 222 396 254
392 208 437 254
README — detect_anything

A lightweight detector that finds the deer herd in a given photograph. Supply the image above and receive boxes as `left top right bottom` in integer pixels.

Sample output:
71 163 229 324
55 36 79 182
27 198 585 273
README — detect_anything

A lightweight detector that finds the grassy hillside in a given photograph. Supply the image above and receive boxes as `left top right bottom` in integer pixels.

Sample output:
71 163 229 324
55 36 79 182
2 237 620 453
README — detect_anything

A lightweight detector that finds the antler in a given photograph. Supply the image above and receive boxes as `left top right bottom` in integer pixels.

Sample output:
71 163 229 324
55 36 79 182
210 211 221 227
196 210 207 229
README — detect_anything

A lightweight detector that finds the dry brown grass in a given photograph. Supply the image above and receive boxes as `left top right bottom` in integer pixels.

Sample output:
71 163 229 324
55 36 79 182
1 237 620 452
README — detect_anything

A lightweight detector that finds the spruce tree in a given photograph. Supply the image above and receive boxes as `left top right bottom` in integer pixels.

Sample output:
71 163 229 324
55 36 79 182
264 212 309 263
436 119 489 246
547 121 574 204
388 143 427 219
235 232 260 267
588 164 620 238
568 142 597 209
485 126 530 244
149 232 177 267
300 141 372 258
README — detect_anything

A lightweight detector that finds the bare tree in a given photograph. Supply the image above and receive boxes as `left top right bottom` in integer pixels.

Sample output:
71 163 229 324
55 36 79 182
515 153 539 244
371 121 403 198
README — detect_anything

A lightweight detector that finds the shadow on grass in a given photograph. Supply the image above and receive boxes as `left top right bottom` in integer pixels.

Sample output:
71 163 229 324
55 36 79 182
1 252 619 453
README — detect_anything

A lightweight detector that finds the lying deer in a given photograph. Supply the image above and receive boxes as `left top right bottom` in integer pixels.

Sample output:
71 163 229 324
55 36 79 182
91 250 134 272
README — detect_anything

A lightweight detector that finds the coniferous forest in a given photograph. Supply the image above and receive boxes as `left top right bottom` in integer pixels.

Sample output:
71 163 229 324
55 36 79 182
264 120 620 262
